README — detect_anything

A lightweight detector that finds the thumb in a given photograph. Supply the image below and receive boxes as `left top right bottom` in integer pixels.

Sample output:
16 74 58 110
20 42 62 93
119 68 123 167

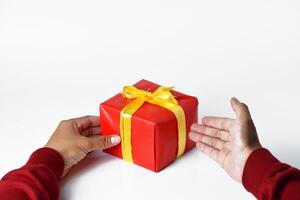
86 135 121 151
230 97 252 120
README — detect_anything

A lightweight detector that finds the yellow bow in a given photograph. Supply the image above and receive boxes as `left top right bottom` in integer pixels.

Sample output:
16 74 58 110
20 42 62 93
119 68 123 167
120 85 186 163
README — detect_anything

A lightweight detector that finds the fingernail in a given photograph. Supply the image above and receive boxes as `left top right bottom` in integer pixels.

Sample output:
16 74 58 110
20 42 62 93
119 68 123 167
188 132 195 140
191 123 199 130
111 135 121 144
192 124 206 133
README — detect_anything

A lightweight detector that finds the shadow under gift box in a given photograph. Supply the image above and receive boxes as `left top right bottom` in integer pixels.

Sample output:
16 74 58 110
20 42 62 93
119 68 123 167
100 79 198 172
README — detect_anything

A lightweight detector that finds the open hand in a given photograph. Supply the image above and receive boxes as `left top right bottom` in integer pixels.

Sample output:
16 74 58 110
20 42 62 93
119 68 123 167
189 98 262 182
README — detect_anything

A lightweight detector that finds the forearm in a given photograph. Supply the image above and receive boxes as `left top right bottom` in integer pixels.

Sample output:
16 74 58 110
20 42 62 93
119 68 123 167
0 148 64 200
242 148 300 200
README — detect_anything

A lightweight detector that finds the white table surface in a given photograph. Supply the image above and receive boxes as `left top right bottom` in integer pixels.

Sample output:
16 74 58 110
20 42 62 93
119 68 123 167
1 1 300 199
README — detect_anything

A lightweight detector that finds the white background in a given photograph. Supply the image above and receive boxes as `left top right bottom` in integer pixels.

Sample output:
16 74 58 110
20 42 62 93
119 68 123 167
1 0 300 199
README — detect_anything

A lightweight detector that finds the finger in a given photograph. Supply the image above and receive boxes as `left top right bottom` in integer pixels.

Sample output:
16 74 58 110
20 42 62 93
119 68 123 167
81 126 101 137
191 124 230 141
231 97 252 120
86 135 120 151
196 142 219 161
202 116 234 131
71 115 100 133
189 131 225 150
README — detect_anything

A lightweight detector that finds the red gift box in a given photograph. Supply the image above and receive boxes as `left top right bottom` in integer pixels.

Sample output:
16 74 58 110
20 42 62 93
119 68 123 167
100 79 198 172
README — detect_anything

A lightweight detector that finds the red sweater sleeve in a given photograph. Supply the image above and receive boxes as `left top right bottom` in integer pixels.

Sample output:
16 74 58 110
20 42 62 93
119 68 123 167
0 147 64 200
242 148 300 200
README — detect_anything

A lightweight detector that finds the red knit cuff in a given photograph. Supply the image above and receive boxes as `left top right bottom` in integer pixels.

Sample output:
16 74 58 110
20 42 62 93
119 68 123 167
242 148 279 197
26 147 64 179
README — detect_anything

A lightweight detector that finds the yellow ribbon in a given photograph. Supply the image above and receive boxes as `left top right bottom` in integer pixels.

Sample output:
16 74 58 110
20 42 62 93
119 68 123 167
120 85 186 163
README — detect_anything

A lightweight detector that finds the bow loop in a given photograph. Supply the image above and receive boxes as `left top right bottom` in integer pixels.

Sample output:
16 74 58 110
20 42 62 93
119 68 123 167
121 85 178 105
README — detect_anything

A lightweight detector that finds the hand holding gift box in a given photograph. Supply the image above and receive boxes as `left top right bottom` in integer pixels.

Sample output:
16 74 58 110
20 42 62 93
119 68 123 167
100 79 198 172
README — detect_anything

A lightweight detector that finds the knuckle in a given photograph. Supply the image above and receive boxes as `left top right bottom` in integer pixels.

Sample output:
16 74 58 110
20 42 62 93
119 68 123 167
197 134 203 141
217 140 223 148
210 140 217 147
201 125 207 132
84 115 93 119
59 120 68 127
72 120 81 131
221 120 225 128
100 136 112 148
215 130 221 138
221 133 229 141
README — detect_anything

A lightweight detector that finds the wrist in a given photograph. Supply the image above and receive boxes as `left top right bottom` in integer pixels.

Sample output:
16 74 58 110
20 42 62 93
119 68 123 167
238 144 263 182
